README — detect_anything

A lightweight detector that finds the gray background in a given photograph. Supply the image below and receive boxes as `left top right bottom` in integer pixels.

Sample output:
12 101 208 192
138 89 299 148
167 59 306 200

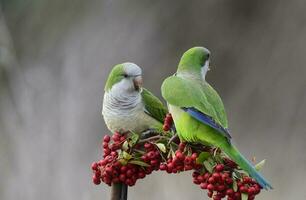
0 0 305 199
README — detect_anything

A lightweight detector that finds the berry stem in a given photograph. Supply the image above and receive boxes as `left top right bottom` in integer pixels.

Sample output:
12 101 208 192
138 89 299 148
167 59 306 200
111 183 128 200
138 135 168 144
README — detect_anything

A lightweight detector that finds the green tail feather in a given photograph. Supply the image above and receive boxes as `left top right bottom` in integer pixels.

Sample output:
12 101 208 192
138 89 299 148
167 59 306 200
221 143 273 190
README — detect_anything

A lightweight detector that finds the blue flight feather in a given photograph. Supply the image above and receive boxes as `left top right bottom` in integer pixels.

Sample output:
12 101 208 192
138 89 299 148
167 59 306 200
182 107 231 140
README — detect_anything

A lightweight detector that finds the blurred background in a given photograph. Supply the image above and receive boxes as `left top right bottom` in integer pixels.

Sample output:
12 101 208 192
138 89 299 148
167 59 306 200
0 0 305 199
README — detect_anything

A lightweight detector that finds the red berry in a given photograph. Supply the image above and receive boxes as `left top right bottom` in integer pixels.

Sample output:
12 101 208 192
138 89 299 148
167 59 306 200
207 184 215 191
191 153 198 160
141 155 149 162
212 173 221 181
200 182 208 189
193 178 201 185
253 186 261 195
111 151 118 157
243 177 252 184
234 192 241 199
138 171 146 179
215 164 224 172
207 190 213 198
203 172 210 180
226 189 234 196
95 170 101 178
175 151 185 161
159 164 167 171
119 174 126 182
147 151 156 159
120 166 127 173
125 178 133 186
226 178 233 185
213 196 221 200
178 143 186 151
103 148 111 155
120 136 125 142
126 169 133 178
163 124 170 131
221 172 230 181
208 177 216 184
197 175 205 183
112 134 120 142
105 167 113 175
239 186 248 193
150 159 159 166
144 143 152 149
103 135 111 143
185 165 193 171
110 144 120 151
248 187 256 195
92 175 101 185
184 156 193 165
91 162 98 171
217 184 225 192
167 163 174 171
192 171 200 178
248 195 255 200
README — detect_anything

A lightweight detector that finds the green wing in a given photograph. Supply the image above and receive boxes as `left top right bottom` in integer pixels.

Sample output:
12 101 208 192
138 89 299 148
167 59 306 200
161 76 228 128
202 82 228 127
141 88 168 123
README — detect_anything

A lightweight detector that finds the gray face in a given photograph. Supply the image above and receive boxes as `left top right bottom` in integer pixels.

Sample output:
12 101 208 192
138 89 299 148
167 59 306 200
110 63 143 94
123 62 142 77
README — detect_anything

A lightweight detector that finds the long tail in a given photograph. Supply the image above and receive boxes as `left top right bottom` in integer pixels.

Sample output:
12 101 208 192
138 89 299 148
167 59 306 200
221 143 273 190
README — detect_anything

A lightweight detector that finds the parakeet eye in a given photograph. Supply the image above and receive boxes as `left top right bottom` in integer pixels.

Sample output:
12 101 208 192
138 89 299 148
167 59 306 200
207 54 210 59
123 74 128 78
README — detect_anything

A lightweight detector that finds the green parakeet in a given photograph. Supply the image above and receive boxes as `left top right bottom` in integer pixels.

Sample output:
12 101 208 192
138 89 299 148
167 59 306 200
102 62 167 134
161 47 272 189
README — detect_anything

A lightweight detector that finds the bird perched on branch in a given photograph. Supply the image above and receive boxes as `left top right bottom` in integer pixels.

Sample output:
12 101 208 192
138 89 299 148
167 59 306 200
102 62 167 134
161 47 272 189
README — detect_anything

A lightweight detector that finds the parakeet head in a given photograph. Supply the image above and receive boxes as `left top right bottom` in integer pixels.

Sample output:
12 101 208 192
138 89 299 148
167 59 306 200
177 47 211 79
105 62 143 92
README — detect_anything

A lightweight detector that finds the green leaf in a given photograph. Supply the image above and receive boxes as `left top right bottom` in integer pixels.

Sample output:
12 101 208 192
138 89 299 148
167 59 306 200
214 154 223 163
241 193 248 200
129 160 150 167
156 143 166 153
123 151 132 160
255 159 266 171
118 159 128 165
196 152 210 164
122 141 129 151
203 160 213 173
129 132 139 147
233 179 238 192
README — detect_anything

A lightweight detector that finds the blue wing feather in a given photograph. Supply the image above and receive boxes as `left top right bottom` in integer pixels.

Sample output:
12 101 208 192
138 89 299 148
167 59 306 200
182 107 231 140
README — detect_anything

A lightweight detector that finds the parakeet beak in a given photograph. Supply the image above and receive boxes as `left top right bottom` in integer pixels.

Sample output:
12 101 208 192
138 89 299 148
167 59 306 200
133 75 143 91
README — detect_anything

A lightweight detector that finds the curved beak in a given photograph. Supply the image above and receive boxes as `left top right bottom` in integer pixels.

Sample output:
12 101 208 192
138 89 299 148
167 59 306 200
133 75 143 91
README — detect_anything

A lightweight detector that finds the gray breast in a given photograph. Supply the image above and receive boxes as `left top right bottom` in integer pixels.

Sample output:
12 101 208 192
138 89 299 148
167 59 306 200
102 90 147 132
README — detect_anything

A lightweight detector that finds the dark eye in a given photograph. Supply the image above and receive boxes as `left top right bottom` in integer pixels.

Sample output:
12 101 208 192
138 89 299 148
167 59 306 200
207 54 210 59
123 74 128 78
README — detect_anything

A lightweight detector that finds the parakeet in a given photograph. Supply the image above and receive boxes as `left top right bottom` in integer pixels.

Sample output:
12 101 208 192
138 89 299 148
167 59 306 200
102 62 167 134
161 47 272 189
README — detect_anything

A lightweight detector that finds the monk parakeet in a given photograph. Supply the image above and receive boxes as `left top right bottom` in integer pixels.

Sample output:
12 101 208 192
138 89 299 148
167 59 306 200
102 62 167 134
161 47 272 189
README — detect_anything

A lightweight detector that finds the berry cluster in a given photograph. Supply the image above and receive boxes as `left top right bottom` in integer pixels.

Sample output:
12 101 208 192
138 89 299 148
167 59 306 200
192 163 261 200
141 142 162 172
163 113 173 131
91 114 264 200
159 143 201 173
92 133 150 186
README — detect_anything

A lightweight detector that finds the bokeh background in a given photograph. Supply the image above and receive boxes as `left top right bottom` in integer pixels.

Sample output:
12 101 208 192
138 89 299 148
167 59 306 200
0 0 305 199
